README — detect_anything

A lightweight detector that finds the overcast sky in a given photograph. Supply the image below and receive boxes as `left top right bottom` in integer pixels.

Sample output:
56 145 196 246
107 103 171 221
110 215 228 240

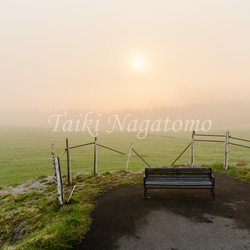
0 1 250 126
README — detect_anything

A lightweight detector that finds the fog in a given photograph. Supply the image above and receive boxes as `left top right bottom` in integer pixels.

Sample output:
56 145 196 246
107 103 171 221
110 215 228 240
1 101 249 131
0 1 250 129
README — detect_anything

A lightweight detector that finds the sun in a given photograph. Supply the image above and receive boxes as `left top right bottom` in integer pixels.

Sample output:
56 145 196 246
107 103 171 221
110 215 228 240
132 57 144 70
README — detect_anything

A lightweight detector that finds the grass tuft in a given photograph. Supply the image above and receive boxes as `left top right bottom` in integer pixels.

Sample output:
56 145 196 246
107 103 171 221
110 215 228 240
203 162 250 183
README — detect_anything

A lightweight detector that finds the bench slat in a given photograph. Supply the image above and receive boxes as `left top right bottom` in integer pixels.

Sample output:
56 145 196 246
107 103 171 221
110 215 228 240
145 175 212 178
145 168 211 176
145 179 213 186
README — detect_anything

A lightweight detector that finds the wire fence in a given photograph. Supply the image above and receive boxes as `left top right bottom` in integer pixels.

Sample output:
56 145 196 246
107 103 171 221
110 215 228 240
51 137 150 204
188 130 250 170
51 130 250 204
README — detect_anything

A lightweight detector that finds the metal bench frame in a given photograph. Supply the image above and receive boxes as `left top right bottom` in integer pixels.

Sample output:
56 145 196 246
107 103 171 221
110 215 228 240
143 167 215 200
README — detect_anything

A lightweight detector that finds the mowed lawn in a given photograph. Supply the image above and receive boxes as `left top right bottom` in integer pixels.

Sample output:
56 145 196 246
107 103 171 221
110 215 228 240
1 125 250 186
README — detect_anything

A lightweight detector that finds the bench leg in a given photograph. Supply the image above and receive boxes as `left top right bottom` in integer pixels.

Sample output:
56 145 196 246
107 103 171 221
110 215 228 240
210 188 215 200
144 188 148 199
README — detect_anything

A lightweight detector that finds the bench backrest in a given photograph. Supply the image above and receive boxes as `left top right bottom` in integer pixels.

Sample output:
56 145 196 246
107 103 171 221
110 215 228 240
145 167 212 179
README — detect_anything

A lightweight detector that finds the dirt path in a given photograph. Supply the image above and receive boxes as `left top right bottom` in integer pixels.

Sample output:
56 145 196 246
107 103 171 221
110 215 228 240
74 172 250 250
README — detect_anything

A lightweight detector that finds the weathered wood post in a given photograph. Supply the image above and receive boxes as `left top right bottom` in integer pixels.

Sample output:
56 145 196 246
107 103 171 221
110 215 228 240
190 130 195 167
54 157 64 205
224 130 229 170
125 143 133 172
52 144 63 203
94 137 97 174
51 144 56 178
66 138 72 185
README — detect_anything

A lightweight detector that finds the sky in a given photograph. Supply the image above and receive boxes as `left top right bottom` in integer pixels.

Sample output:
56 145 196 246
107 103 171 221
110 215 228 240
0 0 250 126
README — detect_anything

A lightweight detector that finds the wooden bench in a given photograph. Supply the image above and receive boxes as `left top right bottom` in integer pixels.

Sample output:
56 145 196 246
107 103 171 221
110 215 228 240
143 167 215 200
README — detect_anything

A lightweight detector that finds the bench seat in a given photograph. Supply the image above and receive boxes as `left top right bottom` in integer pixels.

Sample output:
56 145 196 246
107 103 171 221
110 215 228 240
144 167 215 199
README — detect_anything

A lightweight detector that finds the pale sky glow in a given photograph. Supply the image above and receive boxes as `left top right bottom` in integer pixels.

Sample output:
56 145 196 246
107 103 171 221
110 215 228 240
0 0 250 120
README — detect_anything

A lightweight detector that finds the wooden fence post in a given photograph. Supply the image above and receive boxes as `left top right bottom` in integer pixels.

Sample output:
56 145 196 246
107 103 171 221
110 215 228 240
54 157 64 205
51 144 55 175
94 137 97 174
66 138 72 185
191 130 195 167
52 145 63 204
224 130 229 170
125 143 133 172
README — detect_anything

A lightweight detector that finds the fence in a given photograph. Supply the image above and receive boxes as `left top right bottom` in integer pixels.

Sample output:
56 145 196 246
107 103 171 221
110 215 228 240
51 131 250 204
189 130 250 170
51 137 150 204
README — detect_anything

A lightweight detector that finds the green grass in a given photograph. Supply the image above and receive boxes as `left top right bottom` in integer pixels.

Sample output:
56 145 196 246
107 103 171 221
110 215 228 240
0 171 144 249
203 162 250 183
1 125 250 186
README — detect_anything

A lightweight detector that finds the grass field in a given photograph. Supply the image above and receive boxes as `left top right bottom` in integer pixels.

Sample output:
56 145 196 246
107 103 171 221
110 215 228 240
1 125 250 187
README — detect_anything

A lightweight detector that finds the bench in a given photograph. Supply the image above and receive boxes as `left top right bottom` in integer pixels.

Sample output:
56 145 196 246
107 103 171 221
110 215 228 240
143 167 215 200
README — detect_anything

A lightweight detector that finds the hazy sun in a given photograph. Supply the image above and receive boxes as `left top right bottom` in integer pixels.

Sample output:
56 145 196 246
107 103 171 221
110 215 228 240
132 57 144 70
